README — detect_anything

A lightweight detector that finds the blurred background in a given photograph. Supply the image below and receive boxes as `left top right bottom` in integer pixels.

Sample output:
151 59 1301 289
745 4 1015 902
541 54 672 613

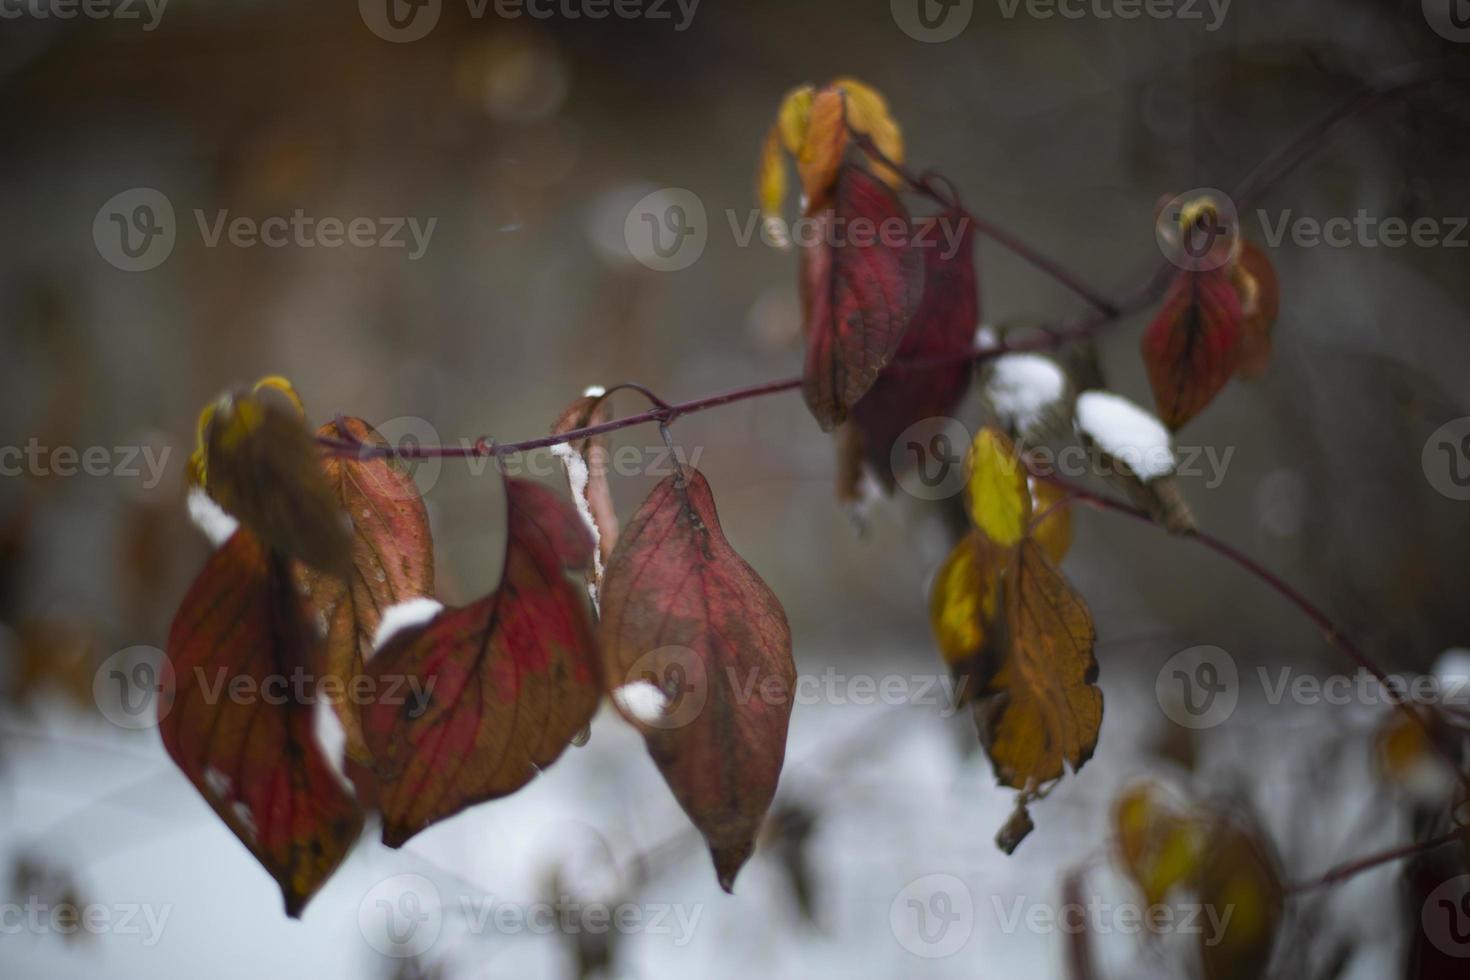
2 0 1470 977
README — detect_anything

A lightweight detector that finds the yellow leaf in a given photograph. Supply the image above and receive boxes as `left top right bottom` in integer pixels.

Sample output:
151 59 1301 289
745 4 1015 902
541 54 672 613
796 87 847 213
1113 781 1203 907
1029 478 1073 563
832 77 903 189
973 539 1101 788
776 84 815 155
757 123 787 221
965 427 1031 548
1197 818 1284 980
928 530 1006 668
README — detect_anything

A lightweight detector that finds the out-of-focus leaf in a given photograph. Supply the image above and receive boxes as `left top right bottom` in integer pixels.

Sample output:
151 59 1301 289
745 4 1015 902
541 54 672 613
194 377 351 576
799 164 923 430
965 428 1031 548
1141 268 1243 430
972 539 1101 789
1232 240 1279 379
1197 816 1284 980
833 77 904 188
757 124 787 224
849 212 976 490
599 466 796 891
1029 478 1073 564
1113 781 1203 907
295 418 434 770
776 85 815 154
163 529 363 917
361 479 601 847
797 88 847 214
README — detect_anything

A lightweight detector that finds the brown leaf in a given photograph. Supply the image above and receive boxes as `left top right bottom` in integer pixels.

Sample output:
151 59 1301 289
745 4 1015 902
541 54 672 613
796 88 847 214
799 164 924 430
361 479 601 847
972 538 1101 789
1232 240 1279 379
295 418 434 770
598 466 796 891
1141 267 1243 430
550 393 621 602
162 529 363 917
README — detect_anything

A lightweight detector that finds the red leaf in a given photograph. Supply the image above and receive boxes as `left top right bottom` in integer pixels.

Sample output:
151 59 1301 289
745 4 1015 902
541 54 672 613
1233 240 1279 379
598 466 796 891
849 211 977 487
162 529 364 917
799 163 924 431
1141 267 1243 430
361 479 601 847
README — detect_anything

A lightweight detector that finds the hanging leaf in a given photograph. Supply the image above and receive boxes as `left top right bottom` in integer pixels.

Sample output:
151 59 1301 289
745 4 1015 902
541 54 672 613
193 377 352 576
1141 267 1243 430
1029 478 1073 564
361 479 601 847
162 529 363 917
1232 240 1279 379
848 212 976 489
796 88 848 214
295 418 434 772
965 428 1031 548
1196 816 1284 980
598 466 796 891
799 164 924 430
929 528 1006 669
550 392 621 606
972 538 1101 789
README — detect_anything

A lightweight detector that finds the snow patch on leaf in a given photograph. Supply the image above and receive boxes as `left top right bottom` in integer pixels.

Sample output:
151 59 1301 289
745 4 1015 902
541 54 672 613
1075 392 1175 480
313 699 354 796
372 598 444 654
613 680 670 726
550 441 604 609
986 353 1067 436
187 486 239 548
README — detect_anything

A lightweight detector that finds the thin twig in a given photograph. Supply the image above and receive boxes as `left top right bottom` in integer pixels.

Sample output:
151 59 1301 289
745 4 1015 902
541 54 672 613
1285 827 1466 895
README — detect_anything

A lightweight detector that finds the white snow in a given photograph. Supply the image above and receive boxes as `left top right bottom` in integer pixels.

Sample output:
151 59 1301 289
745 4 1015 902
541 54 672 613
985 353 1067 435
583 384 607 398
1075 391 1176 480
186 486 239 548
313 699 354 796
371 597 444 654
612 680 669 725
550 441 604 609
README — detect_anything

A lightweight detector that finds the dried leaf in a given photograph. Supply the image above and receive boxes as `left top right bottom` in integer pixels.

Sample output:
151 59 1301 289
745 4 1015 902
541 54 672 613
162 529 363 917
965 428 1031 549
599 466 796 891
973 539 1101 789
796 88 847 213
1232 240 1279 379
296 418 434 769
1141 268 1243 430
195 378 352 576
550 393 621 605
848 212 976 489
361 479 601 847
799 164 924 430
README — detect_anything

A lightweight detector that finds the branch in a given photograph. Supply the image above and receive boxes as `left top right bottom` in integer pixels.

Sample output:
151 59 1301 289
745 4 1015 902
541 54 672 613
1285 827 1466 896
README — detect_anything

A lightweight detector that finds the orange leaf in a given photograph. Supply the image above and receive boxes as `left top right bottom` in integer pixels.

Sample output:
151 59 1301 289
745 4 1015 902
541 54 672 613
296 418 434 771
599 466 796 891
361 479 601 847
1141 267 1243 430
796 88 847 214
162 529 363 917
1232 240 1279 379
